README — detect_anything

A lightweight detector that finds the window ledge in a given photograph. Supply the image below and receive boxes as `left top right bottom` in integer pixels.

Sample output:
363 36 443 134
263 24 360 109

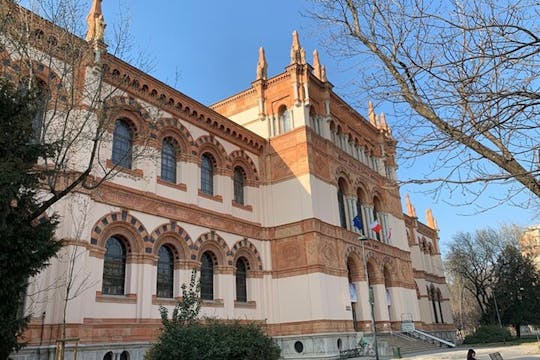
157 177 187 191
234 300 256 309
201 299 224 307
96 291 137 303
106 159 143 178
152 294 182 305
198 190 223 203
232 201 252 212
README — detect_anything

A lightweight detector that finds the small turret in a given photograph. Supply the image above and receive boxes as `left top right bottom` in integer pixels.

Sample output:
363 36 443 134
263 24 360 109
85 0 106 46
313 49 322 79
256 47 267 80
290 30 306 65
368 101 376 125
426 208 438 230
405 193 417 218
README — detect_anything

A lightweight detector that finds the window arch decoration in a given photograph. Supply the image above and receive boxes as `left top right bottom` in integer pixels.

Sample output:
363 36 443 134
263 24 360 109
194 231 232 266
345 251 363 282
436 288 444 323
90 211 149 254
104 96 151 138
231 238 263 272
156 118 195 157
150 222 193 261
228 150 259 186
194 135 229 172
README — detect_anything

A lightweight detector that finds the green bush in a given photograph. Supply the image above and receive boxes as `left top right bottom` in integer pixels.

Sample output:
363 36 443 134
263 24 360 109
145 320 281 360
463 325 512 344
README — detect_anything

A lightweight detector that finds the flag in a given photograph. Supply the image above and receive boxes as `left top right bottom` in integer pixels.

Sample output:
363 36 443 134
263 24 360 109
352 215 362 232
370 220 381 233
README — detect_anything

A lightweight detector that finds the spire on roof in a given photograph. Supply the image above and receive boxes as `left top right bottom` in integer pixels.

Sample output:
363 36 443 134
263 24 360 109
405 193 416 217
256 47 267 80
368 101 376 125
290 30 306 65
426 208 438 230
85 0 106 45
313 49 322 79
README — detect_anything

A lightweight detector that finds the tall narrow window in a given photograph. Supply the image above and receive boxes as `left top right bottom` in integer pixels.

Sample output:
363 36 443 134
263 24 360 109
32 79 49 141
201 153 214 195
355 188 365 234
112 120 133 169
373 199 382 241
233 166 245 205
161 138 177 183
337 178 347 229
157 246 174 298
200 252 214 300
278 106 291 133
102 236 126 295
437 289 444 323
235 258 247 302
431 286 439 323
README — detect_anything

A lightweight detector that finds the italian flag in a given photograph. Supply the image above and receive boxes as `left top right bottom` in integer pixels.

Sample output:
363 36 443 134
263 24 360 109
370 220 382 233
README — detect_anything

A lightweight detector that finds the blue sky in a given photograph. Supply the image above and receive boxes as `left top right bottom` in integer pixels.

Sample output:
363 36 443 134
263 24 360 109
98 0 536 254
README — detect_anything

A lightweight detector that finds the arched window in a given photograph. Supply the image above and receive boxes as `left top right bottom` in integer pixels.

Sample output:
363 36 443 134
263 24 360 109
200 153 214 195
430 286 439 323
103 351 113 360
337 178 347 229
233 166 245 205
157 246 174 298
200 252 214 300
161 138 177 183
437 289 444 323
32 79 49 141
278 106 291 134
235 258 247 302
355 188 365 234
102 236 126 295
112 119 133 169
120 351 130 360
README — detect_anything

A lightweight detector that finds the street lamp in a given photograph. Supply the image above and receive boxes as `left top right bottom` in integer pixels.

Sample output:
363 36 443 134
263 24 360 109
359 235 380 360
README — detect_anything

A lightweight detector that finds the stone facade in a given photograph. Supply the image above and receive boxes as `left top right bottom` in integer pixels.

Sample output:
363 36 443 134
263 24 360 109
1 1 454 359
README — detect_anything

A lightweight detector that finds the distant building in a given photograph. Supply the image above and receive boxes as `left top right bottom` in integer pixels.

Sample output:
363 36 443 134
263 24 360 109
521 225 540 269
1 0 454 359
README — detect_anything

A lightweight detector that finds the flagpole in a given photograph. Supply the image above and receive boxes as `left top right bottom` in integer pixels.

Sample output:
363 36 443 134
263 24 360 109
359 235 380 360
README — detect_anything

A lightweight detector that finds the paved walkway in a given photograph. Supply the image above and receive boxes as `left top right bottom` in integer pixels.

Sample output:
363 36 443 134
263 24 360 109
398 343 540 360
350 343 540 360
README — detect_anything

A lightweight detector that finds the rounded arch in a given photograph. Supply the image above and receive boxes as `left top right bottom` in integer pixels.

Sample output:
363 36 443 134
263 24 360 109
366 256 383 285
355 182 368 203
372 192 385 211
150 222 194 261
91 211 149 254
194 135 229 171
231 238 263 271
382 259 395 287
194 231 232 266
156 117 196 156
229 150 259 185
346 252 363 282
104 96 152 138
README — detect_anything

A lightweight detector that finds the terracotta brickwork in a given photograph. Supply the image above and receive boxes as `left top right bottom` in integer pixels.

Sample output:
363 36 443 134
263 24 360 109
3 2 454 357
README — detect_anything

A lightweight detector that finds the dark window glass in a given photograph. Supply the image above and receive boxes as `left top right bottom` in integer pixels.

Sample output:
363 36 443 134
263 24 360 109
200 252 214 300
337 181 347 229
32 80 49 141
157 246 174 298
112 120 133 168
201 154 214 195
355 200 364 232
120 351 129 360
236 258 247 302
161 138 177 183
372 207 381 241
102 237 126 295
103 352 113 360
233 167 245 205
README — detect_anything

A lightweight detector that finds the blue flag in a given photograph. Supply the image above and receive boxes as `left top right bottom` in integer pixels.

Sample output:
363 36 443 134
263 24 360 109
353 215 362 231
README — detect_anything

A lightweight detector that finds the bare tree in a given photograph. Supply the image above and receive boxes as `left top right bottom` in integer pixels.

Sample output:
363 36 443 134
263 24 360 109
445 224 521 323
310 0 540 206
0 0 156 222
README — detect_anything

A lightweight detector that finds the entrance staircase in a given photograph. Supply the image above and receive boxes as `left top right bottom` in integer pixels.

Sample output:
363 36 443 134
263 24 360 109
380 331 453 356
